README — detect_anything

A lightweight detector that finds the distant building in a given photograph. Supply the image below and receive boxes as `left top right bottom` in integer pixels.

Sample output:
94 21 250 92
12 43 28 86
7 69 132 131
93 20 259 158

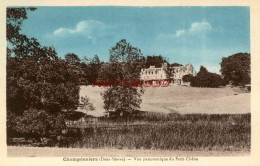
140 63 168 80
140 63 196 85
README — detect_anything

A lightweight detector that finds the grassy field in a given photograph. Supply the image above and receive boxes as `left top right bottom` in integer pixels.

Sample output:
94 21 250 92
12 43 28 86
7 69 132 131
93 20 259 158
62 114 250 152
8 113 251 156
8 86 250 156
74 86 251 152
79 85 250 116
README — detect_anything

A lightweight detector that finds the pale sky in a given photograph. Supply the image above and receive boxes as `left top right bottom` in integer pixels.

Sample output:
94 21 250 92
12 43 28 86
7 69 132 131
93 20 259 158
21 6 250 73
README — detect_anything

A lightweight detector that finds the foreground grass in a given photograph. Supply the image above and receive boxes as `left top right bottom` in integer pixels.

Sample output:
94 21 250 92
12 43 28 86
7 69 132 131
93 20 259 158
67 113 250 151
8 146 249 157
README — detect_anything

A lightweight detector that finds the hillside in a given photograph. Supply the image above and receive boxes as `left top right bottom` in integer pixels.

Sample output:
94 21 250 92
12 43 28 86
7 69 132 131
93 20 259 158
79 85 250 116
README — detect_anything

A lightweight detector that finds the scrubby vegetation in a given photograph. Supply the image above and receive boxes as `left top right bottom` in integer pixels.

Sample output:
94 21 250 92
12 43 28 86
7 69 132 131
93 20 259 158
78 122 250 151
183 66 226 88
9 113 249 151
75 113 250 151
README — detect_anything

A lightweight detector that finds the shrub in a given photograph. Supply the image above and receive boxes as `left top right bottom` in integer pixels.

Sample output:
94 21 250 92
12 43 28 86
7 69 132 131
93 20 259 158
190 66 225 88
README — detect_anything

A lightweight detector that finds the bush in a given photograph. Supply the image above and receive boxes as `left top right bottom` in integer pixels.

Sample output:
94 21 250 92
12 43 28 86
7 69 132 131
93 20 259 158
8 109 66 141
190 66 225 88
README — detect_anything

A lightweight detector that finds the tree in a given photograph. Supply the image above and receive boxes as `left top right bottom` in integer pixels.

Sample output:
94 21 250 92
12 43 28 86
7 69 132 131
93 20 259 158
220 53 250 86
170 63 183 67
83 55 102 85
98 63 117 80
145 55 165 68
182 74 194 83
6 7 82 141
102 39 145 117
13 109 66 141
65 53 81 65
190 66 225 88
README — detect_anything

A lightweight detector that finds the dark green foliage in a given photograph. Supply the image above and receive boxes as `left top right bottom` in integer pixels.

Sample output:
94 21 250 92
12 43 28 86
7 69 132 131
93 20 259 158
145 55 165 68
11 109 65 139
102 39 145 117
7 109 66 142
102 86 143 116
65 53 81 65
190 66 225 88
7 7 81 140
170 63 183 67
7 56 81 114
6 7 36 47
182 74 193 83
220 53 250 86
98 63 117 80
82 55 102 85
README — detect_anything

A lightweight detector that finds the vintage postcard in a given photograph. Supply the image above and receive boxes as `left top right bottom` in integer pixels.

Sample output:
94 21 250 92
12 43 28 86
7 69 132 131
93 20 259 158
0 0 260 166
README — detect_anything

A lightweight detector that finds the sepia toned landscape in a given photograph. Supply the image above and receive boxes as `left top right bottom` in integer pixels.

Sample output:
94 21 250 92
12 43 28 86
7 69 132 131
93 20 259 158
6 7 251 157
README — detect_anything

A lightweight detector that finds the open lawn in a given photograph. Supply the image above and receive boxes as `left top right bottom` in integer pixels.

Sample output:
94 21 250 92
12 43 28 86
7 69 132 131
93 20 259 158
8 87 250 155
79 85 250 116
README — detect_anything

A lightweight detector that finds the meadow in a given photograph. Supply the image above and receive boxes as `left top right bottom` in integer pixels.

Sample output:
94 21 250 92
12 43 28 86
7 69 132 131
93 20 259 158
64 113 250 152
61 85 251 152
80 85 250 116
8 85 251 156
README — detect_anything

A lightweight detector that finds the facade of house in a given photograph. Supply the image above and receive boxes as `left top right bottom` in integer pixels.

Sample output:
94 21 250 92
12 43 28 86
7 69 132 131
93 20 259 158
140 63 168 80
140 63 196 85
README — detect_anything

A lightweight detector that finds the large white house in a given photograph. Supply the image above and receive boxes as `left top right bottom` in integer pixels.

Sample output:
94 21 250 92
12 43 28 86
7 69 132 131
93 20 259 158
140 63 197 85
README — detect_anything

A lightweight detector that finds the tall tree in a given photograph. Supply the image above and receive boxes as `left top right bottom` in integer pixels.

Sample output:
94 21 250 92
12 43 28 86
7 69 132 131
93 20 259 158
83 55 102 85
220 53 250 86
102 39 145 117
6 7 83 141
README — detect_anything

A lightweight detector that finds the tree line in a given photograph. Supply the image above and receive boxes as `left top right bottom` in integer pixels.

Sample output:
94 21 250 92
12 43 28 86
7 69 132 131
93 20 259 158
182 53 250 88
